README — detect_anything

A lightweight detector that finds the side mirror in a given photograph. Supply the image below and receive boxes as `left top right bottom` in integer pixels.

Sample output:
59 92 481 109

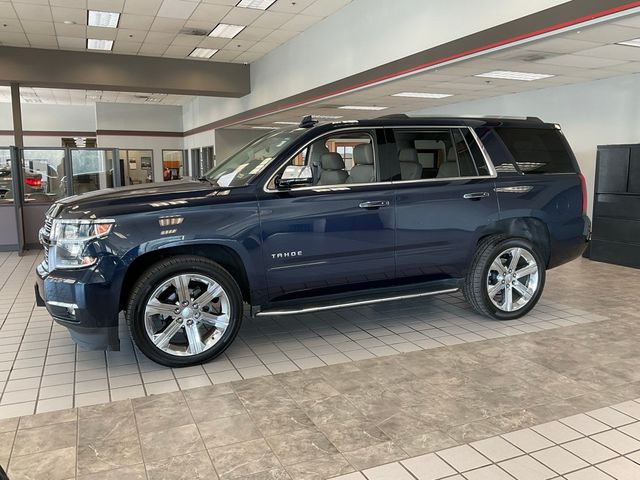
276 165 313 189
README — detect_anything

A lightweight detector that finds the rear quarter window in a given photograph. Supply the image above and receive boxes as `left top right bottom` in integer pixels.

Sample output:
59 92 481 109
495 127 576 174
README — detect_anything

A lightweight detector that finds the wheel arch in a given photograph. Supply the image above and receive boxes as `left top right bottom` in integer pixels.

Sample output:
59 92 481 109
119 243 252 311
475 217 551 267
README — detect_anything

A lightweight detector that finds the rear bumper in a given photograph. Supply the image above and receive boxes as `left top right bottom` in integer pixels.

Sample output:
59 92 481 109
35 259 122 350
548 215 591 269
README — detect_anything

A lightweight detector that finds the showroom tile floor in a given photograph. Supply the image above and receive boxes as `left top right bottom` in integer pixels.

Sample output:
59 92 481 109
0 251 640 479
0 251 608 418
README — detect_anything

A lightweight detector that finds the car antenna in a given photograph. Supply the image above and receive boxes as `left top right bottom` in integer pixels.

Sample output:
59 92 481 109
299 115 319 128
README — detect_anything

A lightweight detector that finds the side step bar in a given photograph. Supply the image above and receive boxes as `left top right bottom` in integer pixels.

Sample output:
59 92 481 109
256 288 459 316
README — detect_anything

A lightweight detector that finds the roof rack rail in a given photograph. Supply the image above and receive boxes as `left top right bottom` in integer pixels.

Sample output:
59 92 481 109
377 113 410 119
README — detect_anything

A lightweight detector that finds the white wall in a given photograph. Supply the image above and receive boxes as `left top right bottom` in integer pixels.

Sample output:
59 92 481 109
410 73 640 216
182 0 570 131
0 102 96 133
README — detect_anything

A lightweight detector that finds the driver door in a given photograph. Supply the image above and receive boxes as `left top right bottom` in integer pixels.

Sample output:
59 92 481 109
257 128 396 303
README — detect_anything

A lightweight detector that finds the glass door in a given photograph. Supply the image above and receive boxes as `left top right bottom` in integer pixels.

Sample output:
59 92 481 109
162 150 184 181
70 148 117 194
123 149 153 185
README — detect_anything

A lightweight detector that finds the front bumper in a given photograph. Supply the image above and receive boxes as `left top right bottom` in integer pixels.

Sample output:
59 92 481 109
35 258 122 350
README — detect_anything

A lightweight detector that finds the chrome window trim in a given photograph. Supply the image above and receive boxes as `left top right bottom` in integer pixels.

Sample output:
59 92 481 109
262 125 497 194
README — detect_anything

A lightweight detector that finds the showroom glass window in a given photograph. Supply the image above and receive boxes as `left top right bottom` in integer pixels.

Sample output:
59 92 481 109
391 128 481 180
21 149 67 203
162 150 184 181
0 148 12 203
123 150 153 185
70 149 114 195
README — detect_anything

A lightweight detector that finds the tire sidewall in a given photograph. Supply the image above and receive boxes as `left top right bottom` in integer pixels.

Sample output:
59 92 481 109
480 238 546 320
128 258 243 367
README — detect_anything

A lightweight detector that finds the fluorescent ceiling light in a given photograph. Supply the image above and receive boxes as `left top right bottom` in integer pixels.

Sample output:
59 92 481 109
88 10 120 28
236 0 276 9
392 92 453 99
312 114 343 119
210 23 246 38
617 38 640 47
87 39 113 51
273 121 298 125
474 70 554 81
189 47 218 58
338 105 388 111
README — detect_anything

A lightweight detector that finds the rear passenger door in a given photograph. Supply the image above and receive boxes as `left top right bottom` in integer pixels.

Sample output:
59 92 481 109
258 128 397 303
390 127 500 282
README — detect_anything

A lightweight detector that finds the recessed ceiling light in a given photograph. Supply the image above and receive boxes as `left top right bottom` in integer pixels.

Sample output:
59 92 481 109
210 23 246 39
338 105 388 111
617 38 640 48
189 47 218 58
312 114 344 119
273 121 298 125
87 39 113 51
63 20 76 25
88 10 120 28
474 70 554 81
392 92 453 99
236 0 276 9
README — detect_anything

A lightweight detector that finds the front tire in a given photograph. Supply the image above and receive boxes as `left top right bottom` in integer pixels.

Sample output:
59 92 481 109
126 255 243 367
463 236 545 320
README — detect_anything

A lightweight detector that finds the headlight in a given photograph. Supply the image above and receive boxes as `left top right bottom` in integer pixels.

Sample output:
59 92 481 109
50 219 114 269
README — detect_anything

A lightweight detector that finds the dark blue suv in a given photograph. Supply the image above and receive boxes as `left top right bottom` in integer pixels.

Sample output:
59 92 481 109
35 116 590 367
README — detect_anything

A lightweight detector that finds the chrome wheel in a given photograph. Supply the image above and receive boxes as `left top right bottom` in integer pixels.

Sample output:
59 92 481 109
144 273 231 357
486 247 539 312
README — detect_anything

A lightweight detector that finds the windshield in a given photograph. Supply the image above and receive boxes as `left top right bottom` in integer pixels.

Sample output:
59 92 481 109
204 128 305 187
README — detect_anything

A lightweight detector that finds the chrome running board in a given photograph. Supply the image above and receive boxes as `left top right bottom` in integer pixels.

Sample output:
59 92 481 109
256 288 459 316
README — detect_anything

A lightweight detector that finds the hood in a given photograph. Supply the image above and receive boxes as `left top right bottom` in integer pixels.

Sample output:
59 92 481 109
55 180 247 219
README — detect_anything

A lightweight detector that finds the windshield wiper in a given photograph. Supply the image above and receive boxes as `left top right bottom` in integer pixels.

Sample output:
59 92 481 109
198 176 217 187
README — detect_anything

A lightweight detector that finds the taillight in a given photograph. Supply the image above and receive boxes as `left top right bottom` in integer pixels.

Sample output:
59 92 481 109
578 173 587 215
25 177 42 188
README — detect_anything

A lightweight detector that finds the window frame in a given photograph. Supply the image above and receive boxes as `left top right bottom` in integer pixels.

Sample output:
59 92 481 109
388 126 497 183
263 127 381 192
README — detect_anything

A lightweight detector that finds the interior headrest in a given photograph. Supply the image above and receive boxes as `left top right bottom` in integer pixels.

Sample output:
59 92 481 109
321 152 345 170
310 144 329 166
399 148 419 163
447 149 457 162
353 144 374 165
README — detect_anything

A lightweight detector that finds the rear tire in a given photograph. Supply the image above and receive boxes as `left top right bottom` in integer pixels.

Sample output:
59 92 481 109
126 255 243 367
463 236 545 320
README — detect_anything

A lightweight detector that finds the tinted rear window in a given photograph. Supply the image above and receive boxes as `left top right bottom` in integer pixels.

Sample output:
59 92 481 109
495 127 576 174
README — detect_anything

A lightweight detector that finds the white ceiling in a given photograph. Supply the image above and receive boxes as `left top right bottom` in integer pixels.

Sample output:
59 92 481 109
0 86 193 105
232 13 640 127
0 0 351 63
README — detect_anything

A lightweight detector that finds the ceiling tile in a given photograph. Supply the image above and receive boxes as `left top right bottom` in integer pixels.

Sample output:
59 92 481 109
569 24 640 43
301 0 350 17
280 14 321 32
232 50 263 63
115 28 147 41
252 11 294 29
87 25 118 40
55 35 85 49
574 44 640 62
612 13 640 29
262 28 297 44
54 22 87 37
517 37 602 55
138 42 168 55
144 31 177 43
163 44 192 57
0 18 23 32
535 53 627 68
157 0 197 20
12 2 52 20
235 25 271 41
0 3 17 17
26 33 58 47
0 31 28 45
50 0 88 8
123 0 163 15
51 6 87 24
190 3 231 23
221 7 264 25
224 38 255 51
150 16 185 33
197 35 229 48
200 0 237 5
171 33 203 46
112 39 141 53
210 49 238 61
247 39 279 53
118 14 155 30
87 0 125 12
270 0 315 14
21 20 55 34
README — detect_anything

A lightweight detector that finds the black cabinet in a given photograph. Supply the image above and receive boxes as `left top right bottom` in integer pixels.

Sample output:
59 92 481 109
590 144 640 269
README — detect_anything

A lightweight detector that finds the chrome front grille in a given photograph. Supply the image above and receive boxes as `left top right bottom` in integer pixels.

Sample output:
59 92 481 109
40 215 53 270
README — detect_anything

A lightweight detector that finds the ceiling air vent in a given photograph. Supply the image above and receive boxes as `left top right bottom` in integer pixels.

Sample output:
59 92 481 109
179 28 209 36
503 52 557 62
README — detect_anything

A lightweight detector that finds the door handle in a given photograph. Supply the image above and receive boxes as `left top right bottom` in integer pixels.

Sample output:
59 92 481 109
463 192 490 200
359 200 390 209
